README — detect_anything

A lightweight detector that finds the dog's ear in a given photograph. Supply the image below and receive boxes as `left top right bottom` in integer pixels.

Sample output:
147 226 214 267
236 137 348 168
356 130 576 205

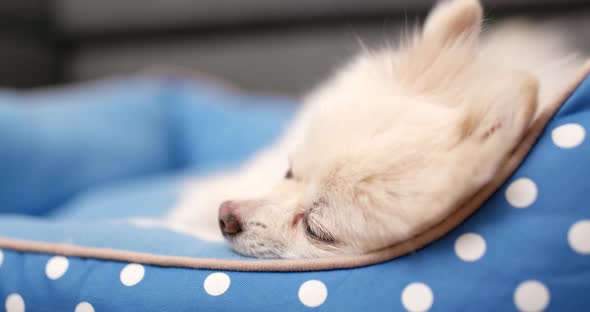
423 0 483 46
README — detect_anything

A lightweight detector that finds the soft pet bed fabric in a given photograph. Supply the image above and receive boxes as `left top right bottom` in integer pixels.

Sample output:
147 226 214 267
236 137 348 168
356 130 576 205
0 66 589 311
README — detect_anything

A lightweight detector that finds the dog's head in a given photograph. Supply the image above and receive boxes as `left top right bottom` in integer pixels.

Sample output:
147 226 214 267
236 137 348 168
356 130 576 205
218 0 538 258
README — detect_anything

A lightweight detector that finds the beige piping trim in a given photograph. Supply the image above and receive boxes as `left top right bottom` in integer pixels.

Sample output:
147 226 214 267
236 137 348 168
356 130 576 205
1 62 589 272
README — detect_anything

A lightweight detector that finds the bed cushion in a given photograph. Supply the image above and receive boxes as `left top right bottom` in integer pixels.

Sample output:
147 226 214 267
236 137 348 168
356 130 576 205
0 67 589 311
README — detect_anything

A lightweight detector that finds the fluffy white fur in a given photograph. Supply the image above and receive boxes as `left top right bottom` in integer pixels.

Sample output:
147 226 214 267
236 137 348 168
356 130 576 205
164 0 584 258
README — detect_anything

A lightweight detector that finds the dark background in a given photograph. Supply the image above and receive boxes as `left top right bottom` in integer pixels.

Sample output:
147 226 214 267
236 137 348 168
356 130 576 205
2 0 590 95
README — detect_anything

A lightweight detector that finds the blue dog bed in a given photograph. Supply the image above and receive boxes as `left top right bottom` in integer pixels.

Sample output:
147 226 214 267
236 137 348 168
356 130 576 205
0 68 589 311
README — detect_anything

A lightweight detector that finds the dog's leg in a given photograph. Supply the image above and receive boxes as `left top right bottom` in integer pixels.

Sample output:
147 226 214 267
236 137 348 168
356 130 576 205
458 72 538 187
482 73 537 145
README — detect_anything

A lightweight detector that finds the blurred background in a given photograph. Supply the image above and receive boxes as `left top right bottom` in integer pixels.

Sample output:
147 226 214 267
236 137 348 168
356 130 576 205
2 0 590 95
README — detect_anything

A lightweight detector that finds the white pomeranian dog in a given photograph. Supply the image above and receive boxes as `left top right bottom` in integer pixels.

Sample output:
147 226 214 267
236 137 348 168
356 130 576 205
164 0 584 258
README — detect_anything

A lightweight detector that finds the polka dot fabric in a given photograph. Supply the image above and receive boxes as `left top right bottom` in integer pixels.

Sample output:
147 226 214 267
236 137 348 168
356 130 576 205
0 75 589 311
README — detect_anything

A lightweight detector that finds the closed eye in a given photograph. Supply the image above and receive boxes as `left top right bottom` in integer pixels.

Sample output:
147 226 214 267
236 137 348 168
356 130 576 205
303 215 336 244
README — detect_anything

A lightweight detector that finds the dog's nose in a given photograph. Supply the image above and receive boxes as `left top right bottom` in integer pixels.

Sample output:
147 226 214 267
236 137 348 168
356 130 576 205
218 200 242 236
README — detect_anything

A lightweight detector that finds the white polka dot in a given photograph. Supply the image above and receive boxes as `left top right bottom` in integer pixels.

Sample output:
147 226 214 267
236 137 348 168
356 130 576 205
203 272 231 296
514 280 550 312
5 293 25 312
454 233 486 262
120 263 145 287
401 282 433 312
75 302 95 312
568 220 590 254
551 123 585 148
298 280 328 308
506 178 538 208
0 249 3 267
45 256 69 280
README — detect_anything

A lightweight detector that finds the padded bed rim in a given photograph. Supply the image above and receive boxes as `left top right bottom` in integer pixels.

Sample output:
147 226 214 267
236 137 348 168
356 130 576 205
1 61 589 272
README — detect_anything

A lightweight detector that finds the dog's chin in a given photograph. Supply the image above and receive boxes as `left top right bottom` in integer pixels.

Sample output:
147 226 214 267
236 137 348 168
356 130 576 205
224 235 286 259
235 247 283 259
226 236 353 259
